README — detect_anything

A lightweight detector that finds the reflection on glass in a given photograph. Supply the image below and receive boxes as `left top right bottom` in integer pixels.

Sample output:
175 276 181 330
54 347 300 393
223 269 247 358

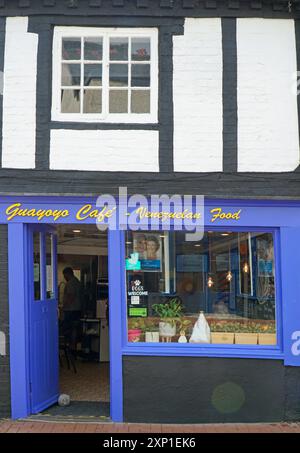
109 64 128 87
61 64 81 86
33 233 41 301
238 233 252 295
62 38 81 60
46 234 54 299
84 37 103 60
131 38 150 61
126 231 277 346
109 38 128 61
84 64 102 86
109 90 128 113
61 89 80 113
131 64 150 87
83 89 102 113
131 90 150 113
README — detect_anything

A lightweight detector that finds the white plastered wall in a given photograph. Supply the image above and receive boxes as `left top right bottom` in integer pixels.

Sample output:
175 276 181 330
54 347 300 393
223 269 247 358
237 18 299 172
50 129 159 172
2 17 38 169
173 18 223 172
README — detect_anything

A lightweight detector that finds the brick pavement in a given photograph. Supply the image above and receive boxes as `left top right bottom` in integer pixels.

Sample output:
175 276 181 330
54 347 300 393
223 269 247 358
0 420 300 433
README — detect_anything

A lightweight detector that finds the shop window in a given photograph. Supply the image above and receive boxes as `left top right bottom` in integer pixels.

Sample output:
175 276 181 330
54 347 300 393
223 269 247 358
45 233 54 299
52 28 158 123
33 232 41 301
125 231 277 346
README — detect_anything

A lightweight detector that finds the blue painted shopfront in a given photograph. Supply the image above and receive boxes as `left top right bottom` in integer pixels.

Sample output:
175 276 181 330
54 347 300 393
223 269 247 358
1 196 300 422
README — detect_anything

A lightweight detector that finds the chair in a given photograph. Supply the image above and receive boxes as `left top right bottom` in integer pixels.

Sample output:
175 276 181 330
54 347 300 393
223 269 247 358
59 335 77 374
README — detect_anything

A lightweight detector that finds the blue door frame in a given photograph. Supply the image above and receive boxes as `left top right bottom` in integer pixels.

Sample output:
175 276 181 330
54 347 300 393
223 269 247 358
8 223 124 421
28 225 59 414
5 196 300 420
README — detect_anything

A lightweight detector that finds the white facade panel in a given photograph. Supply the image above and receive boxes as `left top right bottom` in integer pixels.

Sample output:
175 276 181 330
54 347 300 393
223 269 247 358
173 18 223 172
2 17 38 169
50 129 159 172
237 19 299 172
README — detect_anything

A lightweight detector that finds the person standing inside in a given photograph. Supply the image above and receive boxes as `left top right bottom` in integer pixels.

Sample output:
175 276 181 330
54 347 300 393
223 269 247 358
62 267 82 353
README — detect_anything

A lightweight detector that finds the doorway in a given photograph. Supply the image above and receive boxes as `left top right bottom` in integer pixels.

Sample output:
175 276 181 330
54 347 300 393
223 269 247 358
30 224 110 420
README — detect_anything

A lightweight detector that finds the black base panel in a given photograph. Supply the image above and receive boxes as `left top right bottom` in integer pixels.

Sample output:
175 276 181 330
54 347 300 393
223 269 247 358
28 401 110 422
123 356 286 424
0 225 10 418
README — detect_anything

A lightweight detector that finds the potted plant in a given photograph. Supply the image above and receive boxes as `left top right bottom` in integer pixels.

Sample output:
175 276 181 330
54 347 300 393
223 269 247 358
257 322 276 345
144 319 160 343
178 319 192 343
234 322 258 345
152 298 183 339
127 317 143 342
210 321 235 344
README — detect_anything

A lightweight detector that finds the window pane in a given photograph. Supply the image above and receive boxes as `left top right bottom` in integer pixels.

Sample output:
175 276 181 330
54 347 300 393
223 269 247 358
131 90 150 113
62 38 81 60
46 234 54 299
131 64 150 87
61 63 81 86
109 38 128 61
33 233 41 301
61 89 80 113
109 90 128 113
84 37 103 60
83 89 102 113
84 64 102 86
131 38 151 61
109 64 128 87
126 231 277 345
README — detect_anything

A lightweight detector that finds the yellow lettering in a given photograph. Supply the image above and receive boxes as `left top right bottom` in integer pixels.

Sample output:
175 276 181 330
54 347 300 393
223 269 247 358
96 207 106 222
211 208 222 222
76 204 92 221
211 207 242 222
6 203 21 221
232 209 242 220
37 210 46 221
105 207 116 219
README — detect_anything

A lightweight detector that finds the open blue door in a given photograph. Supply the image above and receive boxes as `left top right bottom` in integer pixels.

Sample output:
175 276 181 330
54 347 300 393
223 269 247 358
28 225 59 414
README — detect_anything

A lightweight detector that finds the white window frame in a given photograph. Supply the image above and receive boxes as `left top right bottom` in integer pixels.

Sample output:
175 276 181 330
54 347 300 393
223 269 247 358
52 27 158 123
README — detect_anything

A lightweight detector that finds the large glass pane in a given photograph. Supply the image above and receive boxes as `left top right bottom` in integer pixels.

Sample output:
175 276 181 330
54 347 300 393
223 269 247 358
61 89 80 113
131 38 151 61
83 89 102 113
33 233 41 301
84 37 103 61
84 64 102 86
126 231 277 346
131 90 150 113
109 90 128 113
62 38 81 60
109 37 128 61
46 234 54 299
109 64 128 87
131 64 150 87
61 63 81 86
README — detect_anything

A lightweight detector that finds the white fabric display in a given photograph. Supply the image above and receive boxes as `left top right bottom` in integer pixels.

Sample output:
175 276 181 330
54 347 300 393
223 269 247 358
189 312 211 343
178 333 187 343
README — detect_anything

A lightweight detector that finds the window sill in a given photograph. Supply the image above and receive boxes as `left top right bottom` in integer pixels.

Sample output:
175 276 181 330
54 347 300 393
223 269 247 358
122 343 284 360
51 114 158 124
51 121 159 130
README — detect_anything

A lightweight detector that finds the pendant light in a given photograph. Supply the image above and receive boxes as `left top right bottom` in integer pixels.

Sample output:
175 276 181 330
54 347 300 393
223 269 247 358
226 236 232 282
243 262 249 273
207 233 214 288
226 270 233 282
207 275 214 288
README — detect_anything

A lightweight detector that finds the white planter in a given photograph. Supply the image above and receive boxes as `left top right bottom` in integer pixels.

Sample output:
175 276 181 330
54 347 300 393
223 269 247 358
159 321 176 337
145 331 160 343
